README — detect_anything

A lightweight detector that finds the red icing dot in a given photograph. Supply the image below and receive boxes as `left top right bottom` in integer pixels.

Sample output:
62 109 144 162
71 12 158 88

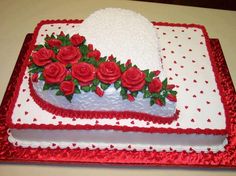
194 71 198 74
169 77 173 80
193 79 197 83
24 111 28 115
183 78 186 81
180 65 184 68
193 94 197 98
197 108 201 112
41 34 44 37
203 54 206 57
201 66 205 70
189 49 192 52
178 44 182 47
163 32 166 35
185 88 189 91
92 144 96 148
175 73 178 77
173 60 177 64
72 143 76 147
17 118 21 122
50 24 54 27
26 98 30 102
33 118 37 122
168 41 171 44
172 29 175 32
191 119 195 122
176 122 180 126
200 90 204 94
169 68 172 71
207 119 211 122
52 116 56 119
163 55 166 58
146 122 150 125
213 89 216 92
22 89 26 92
45 29 48 32
205 80 209 84
72 118 76 121
149 146 153 150
131 121 135 124
24 76 28 79
17 104 21 107
95 120 99 124
182 56 186 59
58 121 62 125
194 29 197 32
185 106 188 109
162 48 166 51
52 143 56 147
171 51 175 54
72 25 75 28
192 60 196 63
116 121 120 125
188 37 191 40
200 42 203 45
110 145 114 148
206 101 210 104
128 145 132 149
181 30 184 32
174 36 178 38
58 26 61 29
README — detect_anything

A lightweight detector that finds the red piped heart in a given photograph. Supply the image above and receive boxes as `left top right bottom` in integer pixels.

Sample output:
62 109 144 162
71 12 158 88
52 143 56 147
185 106 188 109
58 121 62 125
24 111 28 115
197 108 201 112
33 118 37 122
191 119 195 122
176 122 180 126
72 143 76 147
17 118 21 122
17 104 21 107
95 120 99 124
52 116 56 119
193 95 197 98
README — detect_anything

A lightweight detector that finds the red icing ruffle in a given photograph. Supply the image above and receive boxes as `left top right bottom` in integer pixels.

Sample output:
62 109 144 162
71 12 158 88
0 22 235 167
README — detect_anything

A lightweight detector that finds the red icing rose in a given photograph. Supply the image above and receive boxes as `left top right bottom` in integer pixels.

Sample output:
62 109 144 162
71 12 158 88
32 48 55 66
70 34 85 46
108 54 114 61
155 99 163 106
97 62 121 84
47 39 62 48
127 94 135 102
60 81 75 95
57 46 82 64
87 49 101 61
121 67 146 92
88 44 93 51
32 73 38 82
167 84 175 90
43 62 66 84
148 78 162 93
71 62 96 86
95 86 104 97
167 94 177 102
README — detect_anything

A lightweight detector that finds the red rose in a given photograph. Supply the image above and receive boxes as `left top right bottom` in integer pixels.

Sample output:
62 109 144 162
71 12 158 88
108 54 114 61
71 62 96 86
121 67 146 92
32 73 38 82
97 62 121 84
87 49 101 61
70 34 85 46
57 46 82 65
60 81 75 95
148 78 162 93
95 86 104 97
47 39 62 48
32 48 55 66
125 59 132 67
43 62 66 84
167 94 177 102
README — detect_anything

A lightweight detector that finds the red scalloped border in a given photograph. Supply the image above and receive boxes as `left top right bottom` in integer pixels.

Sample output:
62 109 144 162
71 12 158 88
0 25 236 167
2 20 230 136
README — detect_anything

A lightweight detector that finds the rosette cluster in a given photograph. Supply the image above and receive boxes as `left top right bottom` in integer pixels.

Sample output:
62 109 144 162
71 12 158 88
29 32 177 105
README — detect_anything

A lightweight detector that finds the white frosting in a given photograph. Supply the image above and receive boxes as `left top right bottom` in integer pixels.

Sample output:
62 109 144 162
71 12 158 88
8 129 227 152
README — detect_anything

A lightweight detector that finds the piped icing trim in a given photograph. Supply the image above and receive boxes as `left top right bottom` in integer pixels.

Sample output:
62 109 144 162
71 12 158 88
4 20 231 136
0 33 236 167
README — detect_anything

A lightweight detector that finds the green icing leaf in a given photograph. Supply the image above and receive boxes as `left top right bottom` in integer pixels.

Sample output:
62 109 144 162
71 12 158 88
169 90 177 96
65 94 73 102
65 75 72 81
43 83 51 90
143 90 151 98
44 43 50 49
100 83 109 90
93 79 100 86
79 44 88 56
74 86 81 94
56 90 64 96
149 71 155 79
143 69 150 77
34 45 44 51
51 58 58 62
162 78 168 90
90 85 96 92
120 64 126 72
120 87 127 96
38 73 44 81
145 77 152 83
50 84 59 90
81 86 90 92
131 91 138 97
150 98 155 106
73 79 79 86
114 80 121 89
29 67 44 73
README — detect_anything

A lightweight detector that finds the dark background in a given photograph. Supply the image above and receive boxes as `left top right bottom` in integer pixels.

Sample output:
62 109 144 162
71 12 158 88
135 0 236 10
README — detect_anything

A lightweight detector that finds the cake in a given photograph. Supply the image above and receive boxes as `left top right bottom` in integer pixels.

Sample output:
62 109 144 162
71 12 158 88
6 8 228 153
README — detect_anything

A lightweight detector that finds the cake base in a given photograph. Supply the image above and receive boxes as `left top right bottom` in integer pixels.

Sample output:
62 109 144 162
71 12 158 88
1 33 235 167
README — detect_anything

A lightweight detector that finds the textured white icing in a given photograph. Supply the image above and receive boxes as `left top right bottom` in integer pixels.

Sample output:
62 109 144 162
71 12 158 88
8 129 227 153
33 80 176 117
77 8 163 73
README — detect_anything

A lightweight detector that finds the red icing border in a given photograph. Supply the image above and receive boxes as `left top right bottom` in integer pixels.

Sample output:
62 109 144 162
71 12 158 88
0 27 236 167
3 20 231 136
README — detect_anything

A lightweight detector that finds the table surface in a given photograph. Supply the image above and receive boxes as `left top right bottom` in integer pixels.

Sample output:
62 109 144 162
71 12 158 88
0 0 235 175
